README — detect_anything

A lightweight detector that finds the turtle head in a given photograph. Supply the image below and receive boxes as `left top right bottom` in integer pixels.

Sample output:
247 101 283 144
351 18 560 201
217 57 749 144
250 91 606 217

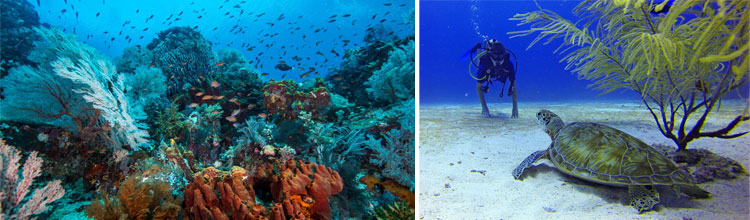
537 109 564 138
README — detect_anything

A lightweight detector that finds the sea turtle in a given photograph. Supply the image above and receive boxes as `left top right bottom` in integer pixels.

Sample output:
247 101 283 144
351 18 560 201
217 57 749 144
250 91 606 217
512 109 710 213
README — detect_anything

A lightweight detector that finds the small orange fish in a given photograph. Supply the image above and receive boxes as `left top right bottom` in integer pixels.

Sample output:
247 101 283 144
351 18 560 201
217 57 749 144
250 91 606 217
168 64 173 68
279 61 286 64
300 73 309 79
231 109 241 116
202 96 214 100
211 80 220 88
214 96 225 100
309 67 316 71
180 67 184 72
212 111 221 114
333 76 342 81
247 104 256 109
225 115 237 122
181 62 187 65
240 69 248 73
258 113 267 118
195 92 204 96
149 63 155 67
229 98 241 106
261 73 269 76
297 67 305 70
215 62 225 66
189 103 199 108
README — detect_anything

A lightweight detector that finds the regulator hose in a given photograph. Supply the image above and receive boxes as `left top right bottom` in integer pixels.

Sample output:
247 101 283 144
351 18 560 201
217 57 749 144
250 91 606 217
468 49 518 81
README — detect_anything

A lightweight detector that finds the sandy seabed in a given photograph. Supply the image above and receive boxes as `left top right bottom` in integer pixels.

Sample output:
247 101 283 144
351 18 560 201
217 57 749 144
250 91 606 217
418 100 750 220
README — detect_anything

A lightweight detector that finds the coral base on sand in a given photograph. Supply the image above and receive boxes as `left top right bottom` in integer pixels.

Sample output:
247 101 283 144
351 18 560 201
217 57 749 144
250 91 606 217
653 144 747 184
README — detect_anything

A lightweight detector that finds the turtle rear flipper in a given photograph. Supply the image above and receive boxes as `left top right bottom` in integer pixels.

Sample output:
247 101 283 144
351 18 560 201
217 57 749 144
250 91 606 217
512 150 547 180
675 184 711 198
629 185 660 213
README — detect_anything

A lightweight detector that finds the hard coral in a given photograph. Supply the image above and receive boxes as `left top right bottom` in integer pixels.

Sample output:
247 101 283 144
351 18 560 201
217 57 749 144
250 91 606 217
291 79 331 119
148 26 215 98
263 78 331 120
263 80 297 119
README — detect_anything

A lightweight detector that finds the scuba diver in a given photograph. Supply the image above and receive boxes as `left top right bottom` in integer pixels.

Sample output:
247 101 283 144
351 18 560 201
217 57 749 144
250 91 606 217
469 38 518 118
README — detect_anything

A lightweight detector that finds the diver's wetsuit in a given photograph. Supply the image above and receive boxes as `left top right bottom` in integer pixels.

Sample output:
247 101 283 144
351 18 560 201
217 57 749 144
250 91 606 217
472 40 518 118
477 52 515 93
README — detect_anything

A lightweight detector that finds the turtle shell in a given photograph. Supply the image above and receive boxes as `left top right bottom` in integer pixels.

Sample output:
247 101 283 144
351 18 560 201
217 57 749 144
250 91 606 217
549 122 694 186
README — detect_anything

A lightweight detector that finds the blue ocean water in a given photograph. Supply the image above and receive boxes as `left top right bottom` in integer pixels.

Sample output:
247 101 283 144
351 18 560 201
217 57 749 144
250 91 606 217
419 0 747 104
35 0 413 80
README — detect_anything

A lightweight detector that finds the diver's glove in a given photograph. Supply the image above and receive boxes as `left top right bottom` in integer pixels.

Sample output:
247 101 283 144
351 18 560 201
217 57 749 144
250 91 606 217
472 43 482 52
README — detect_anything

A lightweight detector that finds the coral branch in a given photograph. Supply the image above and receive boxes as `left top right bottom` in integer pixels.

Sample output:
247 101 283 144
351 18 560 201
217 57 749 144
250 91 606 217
1 139 65 219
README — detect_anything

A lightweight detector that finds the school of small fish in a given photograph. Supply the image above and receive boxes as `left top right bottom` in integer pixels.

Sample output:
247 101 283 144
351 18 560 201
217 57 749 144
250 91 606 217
42 0 412 80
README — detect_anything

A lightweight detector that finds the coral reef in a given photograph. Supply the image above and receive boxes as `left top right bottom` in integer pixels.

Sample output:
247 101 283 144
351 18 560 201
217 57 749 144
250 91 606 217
0 0 40 65
370 200 414 220
184 104 224 166
0 27 150 151
123 66 167 108
365 40 415 103
152 104 187 142
326 36 414 107
262 80 297 119
85 165 182 220
364 24 398 44
263 78 331 120
148 26 216 98
183 160 343 220
53 55 149 151
359 175 414 207
1 139 66 219
114 45 154 74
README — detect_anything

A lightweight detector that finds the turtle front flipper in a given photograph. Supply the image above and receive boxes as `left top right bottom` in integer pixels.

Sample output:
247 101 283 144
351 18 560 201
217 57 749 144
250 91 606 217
628 185 661 213
512 150 547 180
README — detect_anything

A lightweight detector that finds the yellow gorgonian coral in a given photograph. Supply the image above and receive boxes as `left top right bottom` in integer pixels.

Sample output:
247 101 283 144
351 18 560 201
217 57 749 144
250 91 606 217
509 0 749 150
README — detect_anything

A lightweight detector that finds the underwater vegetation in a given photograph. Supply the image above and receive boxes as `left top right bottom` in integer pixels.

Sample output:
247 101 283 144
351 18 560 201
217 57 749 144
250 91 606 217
0 0 415 219
1 139 65 220
509 0 749 151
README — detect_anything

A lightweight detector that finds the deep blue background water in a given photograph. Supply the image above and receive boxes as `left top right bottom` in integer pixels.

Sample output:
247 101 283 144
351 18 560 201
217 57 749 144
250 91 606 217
31 0 414 81
420 0 643 104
